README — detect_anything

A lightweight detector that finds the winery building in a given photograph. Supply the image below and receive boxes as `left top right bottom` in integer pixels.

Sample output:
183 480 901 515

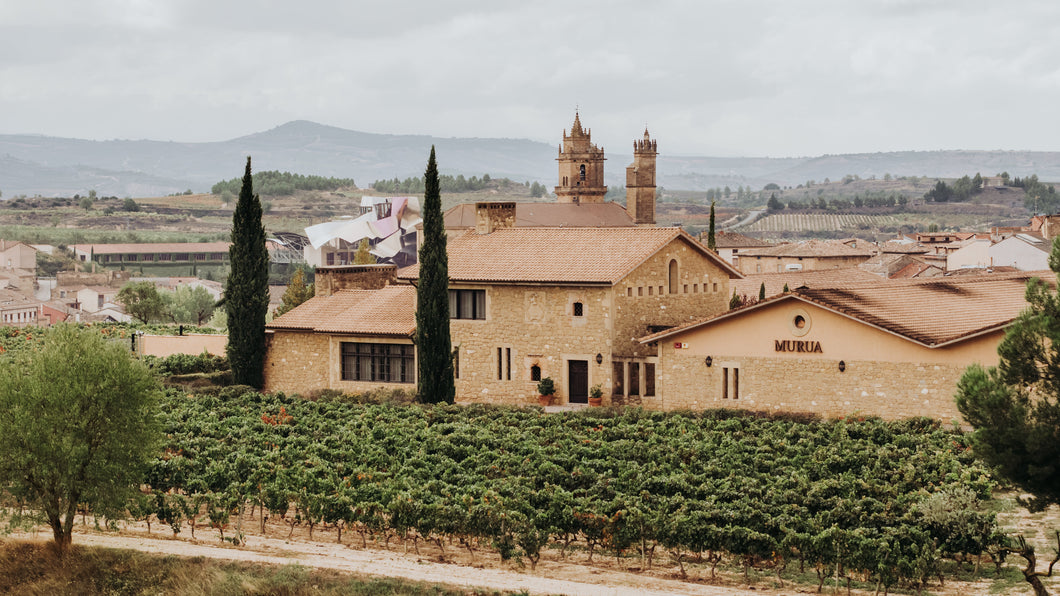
639 272 1040 421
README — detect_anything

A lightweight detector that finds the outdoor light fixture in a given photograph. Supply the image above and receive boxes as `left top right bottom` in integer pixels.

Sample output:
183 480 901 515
705 356 713 367
595 353 603 365
838 360 846 372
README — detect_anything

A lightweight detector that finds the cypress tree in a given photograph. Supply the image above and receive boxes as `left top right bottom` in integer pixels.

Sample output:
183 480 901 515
225 157 270 389
707 200 717 251
415 146 455 404
759 282 766 301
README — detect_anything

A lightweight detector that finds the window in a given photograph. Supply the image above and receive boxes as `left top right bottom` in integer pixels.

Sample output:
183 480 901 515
668 260 679 294
612 362 624 396
449 289 485 320
713 282 718 292
645 363 655 396
341 343 415 383
693 283 698 293
722 366 740 400
572 302 584 317
530 364 541 382
648 286 653 296
627 287 633 297
629 363 640 396
453 347 460 379
496 347 512 380
327 253 335 265
638 287 643 297
579 164 586 181
683 284 689 294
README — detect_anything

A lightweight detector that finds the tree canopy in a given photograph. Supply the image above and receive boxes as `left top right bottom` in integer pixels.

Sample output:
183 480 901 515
225 157 270 389
0 325 162 550
117 281 168 324
415 146 455 404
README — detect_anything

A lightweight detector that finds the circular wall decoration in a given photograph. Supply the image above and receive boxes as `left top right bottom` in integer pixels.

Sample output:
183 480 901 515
789 308 812 337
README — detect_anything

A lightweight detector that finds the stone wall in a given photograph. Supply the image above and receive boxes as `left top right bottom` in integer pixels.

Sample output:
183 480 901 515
264 330 417 396
315 264 397 296
613 239 731 358
451 283 614 406
740 255 870 275
657 349 967 422
263 330 332 394
56 269 130 288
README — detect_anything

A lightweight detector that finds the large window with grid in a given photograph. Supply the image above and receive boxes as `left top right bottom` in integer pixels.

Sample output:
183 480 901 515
341 342 415 383
449 289 486 320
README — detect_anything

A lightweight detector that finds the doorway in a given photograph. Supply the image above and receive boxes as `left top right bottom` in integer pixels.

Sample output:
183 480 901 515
568 360 588 404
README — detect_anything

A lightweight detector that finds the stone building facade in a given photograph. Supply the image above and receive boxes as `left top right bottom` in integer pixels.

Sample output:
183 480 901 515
398 223 742 407
625 130 657 225
640 273 1036 421
554 112 607 204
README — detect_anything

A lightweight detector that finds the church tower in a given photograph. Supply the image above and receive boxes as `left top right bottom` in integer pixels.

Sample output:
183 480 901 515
554 112 607 204
625 128 657 225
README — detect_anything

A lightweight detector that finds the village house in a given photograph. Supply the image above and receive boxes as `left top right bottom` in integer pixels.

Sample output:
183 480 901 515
639 272 1041 421
0 239 36 271
736 239 875 275
704 231 774 269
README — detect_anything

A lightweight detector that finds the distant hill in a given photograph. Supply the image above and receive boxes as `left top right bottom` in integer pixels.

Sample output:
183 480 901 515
2 120 1059 197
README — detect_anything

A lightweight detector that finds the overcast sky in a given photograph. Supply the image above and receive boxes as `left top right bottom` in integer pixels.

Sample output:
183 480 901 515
1 0 1057 157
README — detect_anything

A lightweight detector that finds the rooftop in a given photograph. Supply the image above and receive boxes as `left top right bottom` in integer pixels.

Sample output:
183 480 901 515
267 285 416 337
643 271 1048 348
444 201 635 229
734 268 883 298
71 242 231 254
399 227 742 284
740 239 875 258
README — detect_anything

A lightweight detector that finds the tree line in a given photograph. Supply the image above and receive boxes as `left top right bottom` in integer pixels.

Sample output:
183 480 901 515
211 171 356 197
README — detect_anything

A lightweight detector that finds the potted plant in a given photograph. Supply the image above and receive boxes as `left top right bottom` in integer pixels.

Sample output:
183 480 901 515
588 383 604 406
537 377 555 406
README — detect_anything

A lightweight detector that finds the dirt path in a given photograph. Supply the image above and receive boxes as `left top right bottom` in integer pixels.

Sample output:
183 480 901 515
13 528 820 596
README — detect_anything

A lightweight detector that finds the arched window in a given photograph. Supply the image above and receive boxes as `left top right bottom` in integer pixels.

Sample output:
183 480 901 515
573 302 584 317
579 165 586 181
530 365 541 382
668 259 679 294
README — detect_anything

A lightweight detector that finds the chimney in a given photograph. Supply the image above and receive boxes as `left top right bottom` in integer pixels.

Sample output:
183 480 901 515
475 202 516 234
314 264 397 297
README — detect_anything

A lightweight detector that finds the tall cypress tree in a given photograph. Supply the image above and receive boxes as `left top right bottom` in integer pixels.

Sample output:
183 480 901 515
415 146 455 404
225 157 270 389
707 200 717 251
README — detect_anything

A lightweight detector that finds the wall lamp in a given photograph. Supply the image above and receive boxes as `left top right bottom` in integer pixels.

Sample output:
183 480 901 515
705 356 713 367
595 353 603 365
838 360 846 373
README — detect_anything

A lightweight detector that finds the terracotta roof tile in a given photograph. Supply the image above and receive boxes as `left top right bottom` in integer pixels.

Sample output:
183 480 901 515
71 242 231 254
740 239 875 258
444 202 635 229
642 271 1049 347
267 285 416 336
710 231 773 249
399 227 742 284
734 268 883 298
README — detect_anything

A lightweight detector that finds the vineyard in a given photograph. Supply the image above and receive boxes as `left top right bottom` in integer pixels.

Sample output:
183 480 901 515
140 389 1003 593
739 213 900 233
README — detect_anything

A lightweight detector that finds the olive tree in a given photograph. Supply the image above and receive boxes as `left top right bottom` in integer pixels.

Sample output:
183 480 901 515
0 325 162 551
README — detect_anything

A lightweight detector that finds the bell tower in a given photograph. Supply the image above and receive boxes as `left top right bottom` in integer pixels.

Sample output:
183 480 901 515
625 128 657 225
554 112 607 204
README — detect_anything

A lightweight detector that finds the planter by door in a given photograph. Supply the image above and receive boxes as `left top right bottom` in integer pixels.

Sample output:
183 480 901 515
568 360 588 404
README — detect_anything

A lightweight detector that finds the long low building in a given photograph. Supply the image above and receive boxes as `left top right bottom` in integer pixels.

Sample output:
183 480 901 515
639 272 1044 422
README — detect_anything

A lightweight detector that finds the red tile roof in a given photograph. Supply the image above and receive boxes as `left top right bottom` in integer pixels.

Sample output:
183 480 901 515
734 268 883 298
642 271 1049 348
740 239 875 258
72 242 231 254
267 285 416 337
399 227 742 284
444 202 635 229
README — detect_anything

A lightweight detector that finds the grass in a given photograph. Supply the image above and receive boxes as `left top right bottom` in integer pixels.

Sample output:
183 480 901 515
0 540 526 596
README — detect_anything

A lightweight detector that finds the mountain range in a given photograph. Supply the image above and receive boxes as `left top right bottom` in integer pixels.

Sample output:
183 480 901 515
2 120 1059 198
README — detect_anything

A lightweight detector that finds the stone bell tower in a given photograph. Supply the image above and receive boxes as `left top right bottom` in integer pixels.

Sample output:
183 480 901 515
554 112 607 204
625 128 657 225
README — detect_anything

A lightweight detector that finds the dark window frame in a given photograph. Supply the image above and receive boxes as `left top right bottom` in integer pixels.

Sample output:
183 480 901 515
449 289 486 320
340 342 415 384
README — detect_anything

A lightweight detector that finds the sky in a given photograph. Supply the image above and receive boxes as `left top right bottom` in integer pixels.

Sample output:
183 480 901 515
1 0 1058 158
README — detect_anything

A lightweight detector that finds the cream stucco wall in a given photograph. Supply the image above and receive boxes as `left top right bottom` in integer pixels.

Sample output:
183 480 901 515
650 298 1005 421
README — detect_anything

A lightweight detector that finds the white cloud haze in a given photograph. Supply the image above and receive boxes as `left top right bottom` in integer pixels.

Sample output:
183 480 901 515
1 0 1058 157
